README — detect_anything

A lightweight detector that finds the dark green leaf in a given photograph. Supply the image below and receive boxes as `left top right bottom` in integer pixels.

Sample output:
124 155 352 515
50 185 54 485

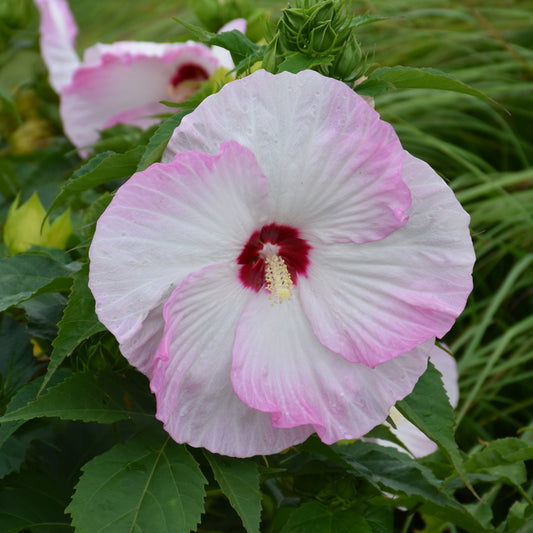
0 370 71 449
0 316 36 400
38 263 106 396
0 470 73 533
279 501 372 533
46 146 145 219
465 438 531 486
20 292 67 340
205 452 262 533
137 111 190 171
396 360 477 497
364 66 502 108
0 252 79 311
66 430 207 533
0 370 155 424
336 441 454 507
0 85 21 125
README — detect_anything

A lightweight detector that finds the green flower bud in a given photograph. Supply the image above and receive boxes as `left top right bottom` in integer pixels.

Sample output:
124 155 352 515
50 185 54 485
309 21 338 53
3 193 72 255
331 33 363 81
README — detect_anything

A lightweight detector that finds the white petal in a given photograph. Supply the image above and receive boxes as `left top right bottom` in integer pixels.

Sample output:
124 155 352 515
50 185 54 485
298 152 475 367
35 0 80 90
231 294 430 444
151 262 313 457
89 141 269 374
164 69 411 244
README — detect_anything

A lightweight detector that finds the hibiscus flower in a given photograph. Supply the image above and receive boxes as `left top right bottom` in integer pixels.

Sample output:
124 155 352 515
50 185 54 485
34 0 243 154
89 69 475 457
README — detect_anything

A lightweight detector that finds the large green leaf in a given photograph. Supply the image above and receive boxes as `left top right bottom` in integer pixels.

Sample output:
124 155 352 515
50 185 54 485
205 452 262 533
46 147 144 219
66 430 207 533
360 66 501 108
279 501 372 533
38 263 106 396
0 370 155 425
396 361 477 497
0 252 79 311
336 442 491 532
0 470 73 533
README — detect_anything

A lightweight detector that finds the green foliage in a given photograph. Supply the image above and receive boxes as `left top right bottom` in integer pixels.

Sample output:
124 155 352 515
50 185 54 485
0 0 532 532
67 428 207 533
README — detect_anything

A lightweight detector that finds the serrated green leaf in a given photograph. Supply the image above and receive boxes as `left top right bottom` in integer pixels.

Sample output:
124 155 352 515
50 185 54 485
278 52 333 74
336 442 491 532
0 470 73 533
0 252 79 311
396 361 477 498
136 110 190 171
66 430 207 533
465 438 530 486
0 370 155 424
365 66 501 107
38 263 106 396
205 452 261 533
336 441 454 507
0 370 71 449
46 146 144 219
279 501 372 533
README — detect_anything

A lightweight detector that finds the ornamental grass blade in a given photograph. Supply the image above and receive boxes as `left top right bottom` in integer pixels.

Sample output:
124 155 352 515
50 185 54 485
204 452 262 533
66 431 207 533
37 263 105 397
396 360 480 500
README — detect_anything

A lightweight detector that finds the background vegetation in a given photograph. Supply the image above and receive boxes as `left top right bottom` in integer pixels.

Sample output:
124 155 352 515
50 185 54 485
0 0 532 531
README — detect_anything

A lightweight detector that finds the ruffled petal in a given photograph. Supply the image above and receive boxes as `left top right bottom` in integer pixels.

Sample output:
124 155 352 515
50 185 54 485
60 41 218 151
89 141 269 374
231 294 430 444
163 69 411 244
298 152 475 367
35 0 80 90
152 262 314 457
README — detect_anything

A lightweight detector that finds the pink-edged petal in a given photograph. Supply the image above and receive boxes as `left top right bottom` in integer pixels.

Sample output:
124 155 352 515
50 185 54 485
34 0 80 90
298 152 475 367
376 344 459 457
60 41 218 151
163 69 411 244
89 140 269 374
231 294 430 444
152 262 314 457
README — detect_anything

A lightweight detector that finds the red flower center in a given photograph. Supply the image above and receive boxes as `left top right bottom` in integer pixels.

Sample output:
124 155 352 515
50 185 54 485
170 63 210 87
237 224 311 297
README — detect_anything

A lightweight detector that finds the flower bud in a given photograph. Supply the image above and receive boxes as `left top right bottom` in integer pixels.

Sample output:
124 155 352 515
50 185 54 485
331 33 363 81
3 193 72 255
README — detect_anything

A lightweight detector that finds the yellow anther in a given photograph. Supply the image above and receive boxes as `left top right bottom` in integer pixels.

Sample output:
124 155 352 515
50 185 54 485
264 255 293 303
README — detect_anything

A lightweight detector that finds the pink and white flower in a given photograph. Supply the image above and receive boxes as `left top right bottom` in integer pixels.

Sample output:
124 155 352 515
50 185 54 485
34 0 243 154
89 69 475 457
